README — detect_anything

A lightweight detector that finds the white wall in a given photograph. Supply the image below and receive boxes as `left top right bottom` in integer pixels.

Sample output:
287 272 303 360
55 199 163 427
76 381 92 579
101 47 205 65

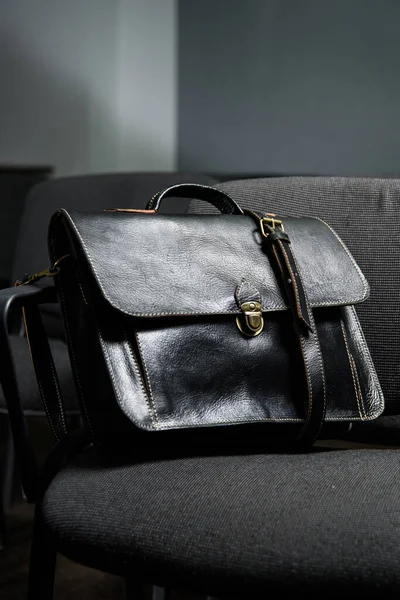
0 0 177 176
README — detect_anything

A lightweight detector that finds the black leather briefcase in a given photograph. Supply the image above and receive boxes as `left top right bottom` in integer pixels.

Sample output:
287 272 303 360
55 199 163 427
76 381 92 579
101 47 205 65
22 184 384 449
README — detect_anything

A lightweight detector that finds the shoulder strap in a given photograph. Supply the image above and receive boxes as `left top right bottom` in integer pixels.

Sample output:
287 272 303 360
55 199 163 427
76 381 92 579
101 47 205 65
22 304 67 441
18 290 90 495
245 210 327 446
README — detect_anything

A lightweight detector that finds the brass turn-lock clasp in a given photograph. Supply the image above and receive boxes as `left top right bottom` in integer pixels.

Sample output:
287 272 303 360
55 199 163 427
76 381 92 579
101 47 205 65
236 301 264 337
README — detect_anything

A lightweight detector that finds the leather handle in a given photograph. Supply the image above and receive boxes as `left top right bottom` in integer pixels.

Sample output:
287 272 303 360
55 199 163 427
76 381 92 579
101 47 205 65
147 183 244 215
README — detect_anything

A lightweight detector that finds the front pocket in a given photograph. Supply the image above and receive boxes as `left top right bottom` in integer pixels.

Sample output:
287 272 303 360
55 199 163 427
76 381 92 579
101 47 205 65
134 313 306 429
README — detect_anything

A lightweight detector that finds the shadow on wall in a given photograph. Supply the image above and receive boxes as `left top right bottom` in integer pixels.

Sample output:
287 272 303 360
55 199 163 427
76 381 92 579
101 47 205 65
0 28 92 175
0 8 171 176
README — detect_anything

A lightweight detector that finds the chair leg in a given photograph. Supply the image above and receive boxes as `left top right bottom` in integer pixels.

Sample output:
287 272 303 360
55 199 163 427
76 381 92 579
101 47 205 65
124 582 168 600
0 494 5 550
1 416 16 510
124 582 151 599
28 506 56 600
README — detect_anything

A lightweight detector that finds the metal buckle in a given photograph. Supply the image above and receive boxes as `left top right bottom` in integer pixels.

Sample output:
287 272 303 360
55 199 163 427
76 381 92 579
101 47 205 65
260 217 284 238
15 255 69 286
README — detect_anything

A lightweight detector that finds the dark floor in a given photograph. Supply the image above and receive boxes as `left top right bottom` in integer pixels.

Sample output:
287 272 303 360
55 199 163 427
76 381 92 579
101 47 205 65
1 416 126 599
0 415 128 598
1 501 208 599
0 500 124 599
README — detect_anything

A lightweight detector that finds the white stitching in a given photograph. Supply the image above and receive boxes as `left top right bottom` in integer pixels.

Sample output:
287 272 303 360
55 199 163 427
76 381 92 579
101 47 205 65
36 376 58 438
76 272 88 305
279 241 327 429
133 332 160 428
53 230 95 437
235 279 245 303
123 334 150 403
276 242 314 424
146 413 369 428
279 242 303 323
314 217 369 303
340 320 364 419
59 281 95 438
350 354 366 420
97 329 154 431
97 329 154 430
23 307 59 438
235 279 262 306
154 416 305 427
48 360 67 434
348 305 385 419
124 331 158 429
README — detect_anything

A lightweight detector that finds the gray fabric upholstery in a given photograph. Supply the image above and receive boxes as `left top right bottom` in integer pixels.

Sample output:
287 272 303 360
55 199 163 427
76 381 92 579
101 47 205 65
189 177 400 416
42 446 400 598
0 335 77 414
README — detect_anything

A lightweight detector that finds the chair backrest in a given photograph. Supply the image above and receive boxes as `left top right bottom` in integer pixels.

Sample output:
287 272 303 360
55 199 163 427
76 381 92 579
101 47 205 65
189 176 400 415
12 171 219 336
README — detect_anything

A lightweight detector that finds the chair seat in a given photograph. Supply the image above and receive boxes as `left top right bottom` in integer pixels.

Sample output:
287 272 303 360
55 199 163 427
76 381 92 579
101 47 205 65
0 335 78 414
41 446 400 598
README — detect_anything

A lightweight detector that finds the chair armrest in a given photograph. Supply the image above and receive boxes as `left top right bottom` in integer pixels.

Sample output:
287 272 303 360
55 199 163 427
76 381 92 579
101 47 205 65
0 284 57 314
0 284 57 502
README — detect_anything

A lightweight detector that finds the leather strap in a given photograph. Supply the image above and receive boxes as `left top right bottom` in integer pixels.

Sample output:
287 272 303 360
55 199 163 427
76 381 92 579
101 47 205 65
246 210 327 446
12 288 90 498
147 183 244 215
22 303 67 441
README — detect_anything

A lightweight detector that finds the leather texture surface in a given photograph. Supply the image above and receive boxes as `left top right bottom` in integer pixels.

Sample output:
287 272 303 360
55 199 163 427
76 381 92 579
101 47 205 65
57 211 369 317
47 194 384 444
91 306 382 431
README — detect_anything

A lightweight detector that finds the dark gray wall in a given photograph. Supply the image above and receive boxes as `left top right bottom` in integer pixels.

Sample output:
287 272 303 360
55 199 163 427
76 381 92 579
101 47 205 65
178 0 400 175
